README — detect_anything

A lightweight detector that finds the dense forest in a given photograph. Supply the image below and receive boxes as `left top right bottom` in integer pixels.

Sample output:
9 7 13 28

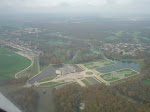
53 58 150 112
39 40 103 66
53 83 150 112
7 88 39 112
1 17 150 112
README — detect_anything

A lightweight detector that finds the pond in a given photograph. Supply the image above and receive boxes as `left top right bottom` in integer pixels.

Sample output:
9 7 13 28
97 56 141 73
90 49 141 73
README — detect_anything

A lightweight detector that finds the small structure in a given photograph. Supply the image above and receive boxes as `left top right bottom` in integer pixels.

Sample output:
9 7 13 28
80 103 85 110
56 65 76 75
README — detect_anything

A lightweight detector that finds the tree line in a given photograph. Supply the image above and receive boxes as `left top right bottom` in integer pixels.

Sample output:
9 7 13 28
53 83 150 112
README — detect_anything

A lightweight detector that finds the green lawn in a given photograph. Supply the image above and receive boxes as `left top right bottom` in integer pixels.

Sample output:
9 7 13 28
45 32 60 37
0 21 25 27
114 31 123 37
40 82 59 87
81 79 91 86
0 74 14 81
40 64 49 71
48 41 68 45
0 48 31 79
40 81 67 88
51 82 68 88
38 76 57 83
105 36 118 40
29 57 39 77
85 77 100 85
100 69 138 82
86 72 93 75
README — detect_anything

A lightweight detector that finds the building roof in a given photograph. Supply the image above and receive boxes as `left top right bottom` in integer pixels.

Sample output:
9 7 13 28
0 93 22 112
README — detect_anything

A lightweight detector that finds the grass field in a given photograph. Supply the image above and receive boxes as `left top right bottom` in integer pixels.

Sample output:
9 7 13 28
0 21 26 28
85 77 100 85
81 79 91 86
0 74 14 81
86 72 93 75
105 36 118 40
0 48 31 80
40 82 59 87
38 76 57 83
84 59 116 69
100 68 138 82
29 57 39 78
40 81 67 88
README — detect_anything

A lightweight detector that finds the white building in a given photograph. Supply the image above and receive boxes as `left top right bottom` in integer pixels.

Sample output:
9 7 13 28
56 66 76 75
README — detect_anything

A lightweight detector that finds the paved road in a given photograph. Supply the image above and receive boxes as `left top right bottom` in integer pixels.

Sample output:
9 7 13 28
78 64 109 85
36 56 40 73
35 87 55 112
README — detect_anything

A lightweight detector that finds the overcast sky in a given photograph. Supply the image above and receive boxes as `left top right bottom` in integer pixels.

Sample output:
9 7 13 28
0 0 150 16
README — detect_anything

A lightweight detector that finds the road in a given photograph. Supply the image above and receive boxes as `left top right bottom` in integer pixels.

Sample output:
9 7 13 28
78 64 110 85
35 87 55 112
36 56 40 73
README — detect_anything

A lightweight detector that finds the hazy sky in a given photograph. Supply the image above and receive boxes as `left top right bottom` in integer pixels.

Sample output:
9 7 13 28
0 0 150 16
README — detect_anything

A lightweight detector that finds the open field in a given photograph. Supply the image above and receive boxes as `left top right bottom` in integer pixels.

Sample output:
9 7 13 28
0 21 26 28
85 77 100 85
0 48 31 80
38 76 57 83
100 68 138 82
0 74 14 81
84 59 116 69
40 81 67 88
105 36 118 40
40 82 59 87
81 79 91 86
86 72 93 75
28 57 39 78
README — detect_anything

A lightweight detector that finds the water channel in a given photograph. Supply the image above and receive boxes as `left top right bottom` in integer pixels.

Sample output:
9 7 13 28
91 49 141 73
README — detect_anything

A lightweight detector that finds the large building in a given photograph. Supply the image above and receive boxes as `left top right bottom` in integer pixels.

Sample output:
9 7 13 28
56 66 76 75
